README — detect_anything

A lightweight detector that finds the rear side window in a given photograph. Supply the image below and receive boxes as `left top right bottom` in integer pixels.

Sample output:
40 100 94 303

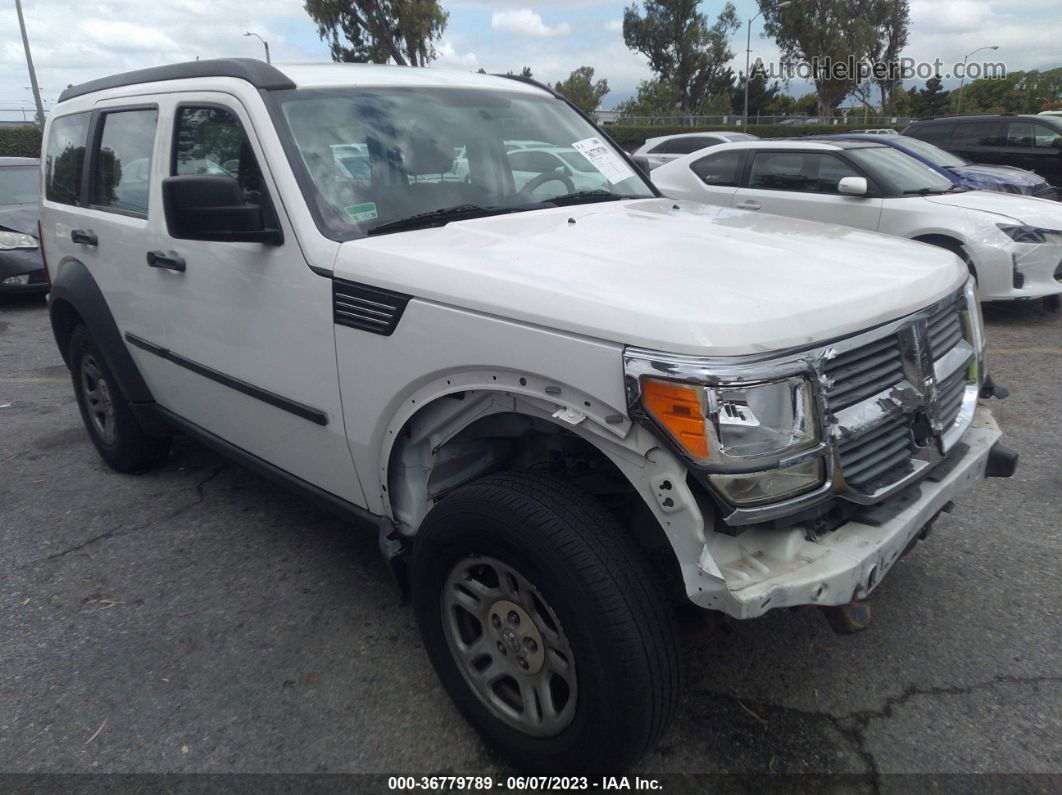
749 152 860 194
952 122 1001 148
44 112 90 205
1006 122 1062 149
650 137 717 155
691 151 744 187
92 108 159 216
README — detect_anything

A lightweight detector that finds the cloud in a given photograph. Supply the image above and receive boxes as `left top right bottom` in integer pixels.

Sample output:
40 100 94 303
491 9 571 37
603 20 623 33
435 41 479 69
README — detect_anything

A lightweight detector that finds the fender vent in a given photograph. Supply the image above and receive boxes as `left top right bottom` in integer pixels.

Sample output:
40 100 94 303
333 279 410 336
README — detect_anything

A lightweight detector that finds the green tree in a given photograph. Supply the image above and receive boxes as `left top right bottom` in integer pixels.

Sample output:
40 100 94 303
623 1 741 115
917 73 950 116
866 0 909 114
958 69 1062 114
554 67 611 115
616 78 682 117
507 66 534 79
731 63 781 118
757 0 876 118
304 0 448 66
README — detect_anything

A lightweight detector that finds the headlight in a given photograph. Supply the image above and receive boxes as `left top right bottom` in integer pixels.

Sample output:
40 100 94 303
997 224 1061 244
0 231 38 250
639 375 824 505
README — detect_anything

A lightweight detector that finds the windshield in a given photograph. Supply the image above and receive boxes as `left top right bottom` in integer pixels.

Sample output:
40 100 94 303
273 87 654 239
0 165 40 205
893 136 966 169
846 146 955 194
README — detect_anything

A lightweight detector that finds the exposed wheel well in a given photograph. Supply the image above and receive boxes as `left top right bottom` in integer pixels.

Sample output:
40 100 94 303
912 234 976 278
387 405 686 602
49 298 83 366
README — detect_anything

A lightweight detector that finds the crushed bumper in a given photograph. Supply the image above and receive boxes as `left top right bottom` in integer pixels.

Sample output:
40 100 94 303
692 405 1005 619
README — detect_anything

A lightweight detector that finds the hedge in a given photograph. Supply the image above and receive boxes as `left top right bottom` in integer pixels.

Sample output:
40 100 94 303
604 123 887 149
0 125 42 158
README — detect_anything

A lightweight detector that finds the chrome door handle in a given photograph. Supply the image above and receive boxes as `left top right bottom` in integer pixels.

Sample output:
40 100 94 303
146 250 186 272
735 201 761 211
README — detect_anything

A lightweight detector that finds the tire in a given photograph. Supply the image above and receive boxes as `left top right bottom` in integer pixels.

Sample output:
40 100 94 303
411 472 681 774
68 324 170 473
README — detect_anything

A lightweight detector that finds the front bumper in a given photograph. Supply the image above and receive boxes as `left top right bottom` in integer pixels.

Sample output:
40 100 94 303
692 405 1004 619
971 239 1062 302
0 248 47 293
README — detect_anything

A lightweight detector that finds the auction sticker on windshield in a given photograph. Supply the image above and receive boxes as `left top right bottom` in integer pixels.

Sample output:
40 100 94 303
345 202 379 223
571 137 636 184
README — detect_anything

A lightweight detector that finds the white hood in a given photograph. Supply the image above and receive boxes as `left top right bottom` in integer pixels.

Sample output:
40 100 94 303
926 189 1062 228
333 198 966 357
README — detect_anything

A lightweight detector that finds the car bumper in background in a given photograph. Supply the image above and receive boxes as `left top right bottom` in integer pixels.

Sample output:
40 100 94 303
0 249 47 293
970 239 1062 301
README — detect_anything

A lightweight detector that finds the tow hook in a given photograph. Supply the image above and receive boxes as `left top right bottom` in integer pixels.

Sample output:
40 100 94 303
820 601 872 635
985 443 1019 479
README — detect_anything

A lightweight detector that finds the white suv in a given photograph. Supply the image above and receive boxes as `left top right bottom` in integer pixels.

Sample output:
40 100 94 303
651 139 1062 303
40 59 1016 773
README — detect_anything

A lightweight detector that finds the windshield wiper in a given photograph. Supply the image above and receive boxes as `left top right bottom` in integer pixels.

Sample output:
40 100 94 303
543 190 644 207
367 204 520 236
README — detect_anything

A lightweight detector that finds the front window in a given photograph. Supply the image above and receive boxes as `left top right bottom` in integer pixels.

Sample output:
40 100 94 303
748 152 861 195
0 165 39 205
846 146 955 195
272 87 653 239
895 136 966 168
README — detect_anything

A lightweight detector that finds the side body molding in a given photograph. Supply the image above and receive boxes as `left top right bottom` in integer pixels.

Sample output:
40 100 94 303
48 259 154 405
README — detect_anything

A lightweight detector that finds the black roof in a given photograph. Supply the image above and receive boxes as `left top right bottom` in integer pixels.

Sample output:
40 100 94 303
910 112 1051 124
58 58 295 103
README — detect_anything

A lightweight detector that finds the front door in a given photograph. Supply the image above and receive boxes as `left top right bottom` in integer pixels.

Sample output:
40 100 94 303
126 93 364 506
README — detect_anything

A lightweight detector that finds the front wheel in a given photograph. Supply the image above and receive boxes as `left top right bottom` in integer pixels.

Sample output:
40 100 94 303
411 472 681 774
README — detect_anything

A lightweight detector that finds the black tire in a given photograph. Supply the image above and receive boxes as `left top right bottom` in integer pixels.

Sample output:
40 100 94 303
411 472 681 774
68 324 170 473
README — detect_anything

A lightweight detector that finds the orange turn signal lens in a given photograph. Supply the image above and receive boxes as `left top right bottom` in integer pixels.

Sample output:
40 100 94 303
641 379 709 460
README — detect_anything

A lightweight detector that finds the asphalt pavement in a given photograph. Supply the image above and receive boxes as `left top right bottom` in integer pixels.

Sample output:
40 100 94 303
1 292 1059 786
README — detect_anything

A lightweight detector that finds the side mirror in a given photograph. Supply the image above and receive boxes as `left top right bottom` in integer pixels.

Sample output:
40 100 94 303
162 175 283 245
838 176 869 197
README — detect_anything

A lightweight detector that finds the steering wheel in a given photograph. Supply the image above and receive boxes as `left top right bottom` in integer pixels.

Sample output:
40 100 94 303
517 168 575 200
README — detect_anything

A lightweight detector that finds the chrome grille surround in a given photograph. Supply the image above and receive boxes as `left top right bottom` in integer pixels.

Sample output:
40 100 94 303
624 279 982 526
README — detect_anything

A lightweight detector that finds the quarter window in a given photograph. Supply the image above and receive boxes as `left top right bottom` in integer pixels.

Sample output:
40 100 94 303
1006 122 1062 149
749 152 861 194
44 112 90 206
92 109 158 215
690 151 744 187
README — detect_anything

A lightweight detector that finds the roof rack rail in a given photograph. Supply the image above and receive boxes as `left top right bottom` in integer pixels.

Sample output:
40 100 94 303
58 58 295 103
912 111 1023 121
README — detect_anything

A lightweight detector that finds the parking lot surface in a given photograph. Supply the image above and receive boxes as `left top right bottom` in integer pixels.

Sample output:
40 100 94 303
1 293 1060 782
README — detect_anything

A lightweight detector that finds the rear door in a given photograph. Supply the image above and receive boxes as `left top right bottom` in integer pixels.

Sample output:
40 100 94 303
684 149 746 207
1003 120 1062 187
730 150 884 230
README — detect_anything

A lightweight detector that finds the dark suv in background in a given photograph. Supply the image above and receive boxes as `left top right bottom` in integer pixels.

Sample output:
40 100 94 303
904 114 1062 189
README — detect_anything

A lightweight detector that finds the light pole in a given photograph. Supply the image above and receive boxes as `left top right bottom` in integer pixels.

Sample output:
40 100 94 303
244 32 271 64
15 0 46 127
957 45 998 113
744 1 790 128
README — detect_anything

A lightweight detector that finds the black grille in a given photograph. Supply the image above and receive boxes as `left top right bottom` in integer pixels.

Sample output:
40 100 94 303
937 366 969 431
927 300 964 358
823 335 905 413
838 416 916 492
333 280 410 336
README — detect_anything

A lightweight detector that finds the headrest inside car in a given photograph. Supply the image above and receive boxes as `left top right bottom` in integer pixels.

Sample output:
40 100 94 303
403 129 455 175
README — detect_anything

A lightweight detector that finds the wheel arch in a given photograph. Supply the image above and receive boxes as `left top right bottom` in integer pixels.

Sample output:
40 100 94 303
48 258 154 404
911 233 977 277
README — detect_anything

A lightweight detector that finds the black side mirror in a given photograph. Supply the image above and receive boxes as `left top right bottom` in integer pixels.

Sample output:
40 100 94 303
162 175 282 245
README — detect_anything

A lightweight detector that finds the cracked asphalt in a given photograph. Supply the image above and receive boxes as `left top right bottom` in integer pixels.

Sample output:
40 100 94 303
1 293 1060 784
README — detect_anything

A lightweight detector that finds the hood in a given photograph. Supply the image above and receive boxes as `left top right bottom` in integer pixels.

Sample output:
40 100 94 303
951 164 1046 187
332 199 965 357
0 205 39 236
926 189 1062 228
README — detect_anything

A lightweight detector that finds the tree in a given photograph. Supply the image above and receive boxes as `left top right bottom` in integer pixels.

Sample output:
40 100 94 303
917 73 950 116
865 0 909 114
623 1 741 115
554 67 611 115
957 69 1062 114
507 66 534 79
731 63 781 118
757 0 877 118
304 0 448 66
616 78 682 118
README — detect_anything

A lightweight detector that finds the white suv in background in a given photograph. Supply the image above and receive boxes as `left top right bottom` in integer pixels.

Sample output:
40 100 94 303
40 59 1015 774
631 131 758 170
652 139 1062 303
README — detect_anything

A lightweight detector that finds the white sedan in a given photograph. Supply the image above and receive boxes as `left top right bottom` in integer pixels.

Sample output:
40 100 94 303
651 139 1062 302
632 131 758 170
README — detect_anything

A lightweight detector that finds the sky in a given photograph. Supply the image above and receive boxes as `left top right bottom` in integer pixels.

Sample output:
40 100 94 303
2 0 1060 120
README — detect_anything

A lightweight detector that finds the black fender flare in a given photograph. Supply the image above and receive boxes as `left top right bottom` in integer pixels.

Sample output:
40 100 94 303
48 260 154 405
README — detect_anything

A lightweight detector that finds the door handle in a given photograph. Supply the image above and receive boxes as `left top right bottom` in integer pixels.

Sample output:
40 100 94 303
735 201 761 211
71 229 97 246
146 250 186 272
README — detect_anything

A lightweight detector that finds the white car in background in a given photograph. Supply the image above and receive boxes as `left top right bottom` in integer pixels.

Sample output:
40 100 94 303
632 131 758 170
652 139 1062 303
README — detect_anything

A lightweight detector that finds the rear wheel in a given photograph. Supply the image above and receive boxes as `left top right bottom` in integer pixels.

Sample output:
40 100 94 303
69 324 170 472
411 472 681 774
